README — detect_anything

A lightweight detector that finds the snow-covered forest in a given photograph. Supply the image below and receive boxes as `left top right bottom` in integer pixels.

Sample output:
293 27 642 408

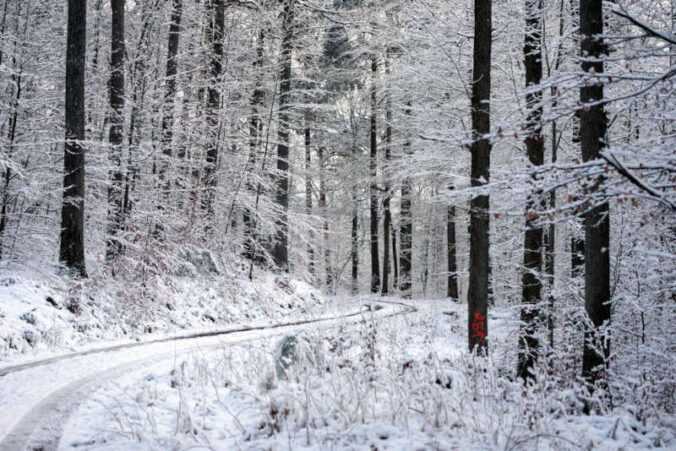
0 0 674 449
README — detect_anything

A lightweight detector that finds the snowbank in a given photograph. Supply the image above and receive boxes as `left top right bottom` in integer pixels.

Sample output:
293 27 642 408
0 267 324 362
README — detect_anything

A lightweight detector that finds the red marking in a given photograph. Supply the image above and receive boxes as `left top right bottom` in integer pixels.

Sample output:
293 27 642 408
471 313 486 342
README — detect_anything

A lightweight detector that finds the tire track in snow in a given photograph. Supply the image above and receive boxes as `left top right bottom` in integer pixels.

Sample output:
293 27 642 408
0 300 416 450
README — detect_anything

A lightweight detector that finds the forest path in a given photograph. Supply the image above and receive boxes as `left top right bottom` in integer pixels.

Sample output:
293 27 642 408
0 298 416 451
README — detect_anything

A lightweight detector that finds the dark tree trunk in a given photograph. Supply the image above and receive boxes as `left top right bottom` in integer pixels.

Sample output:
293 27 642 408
202 0 225 215
399 105 413 298
318 147 332 292
158 0 182 194
392 223 398 289
243 30 264 263
272 0 294 270
351 165 359 294
571 233 585 277
580 0 610 389
105 0 126 263
305 124 315 279
447 190 458 300
545 0 565 351
517 0 545 381
124 0 155 219
369 58 380 293
381 59 392 296
60 0 87 277
0 67 22 258
467 0 492 353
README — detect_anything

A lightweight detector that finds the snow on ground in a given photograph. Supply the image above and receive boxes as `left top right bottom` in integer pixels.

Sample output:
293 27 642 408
57 297 674 450
0 265 325 363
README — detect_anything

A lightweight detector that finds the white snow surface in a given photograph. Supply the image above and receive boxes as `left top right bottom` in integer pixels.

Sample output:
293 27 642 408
6 296 667 451
0 268 325 363
0 295 407 450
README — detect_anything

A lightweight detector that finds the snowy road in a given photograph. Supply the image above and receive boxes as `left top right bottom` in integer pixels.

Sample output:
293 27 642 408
0 299 415 451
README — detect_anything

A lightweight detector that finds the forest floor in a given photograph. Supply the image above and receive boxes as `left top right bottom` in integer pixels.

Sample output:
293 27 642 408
1 289 670 450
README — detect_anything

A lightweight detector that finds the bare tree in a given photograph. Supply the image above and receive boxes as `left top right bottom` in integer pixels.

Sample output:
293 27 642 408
467 0 492 353
517 0 544 381
105 0 126 263
59 0 87 277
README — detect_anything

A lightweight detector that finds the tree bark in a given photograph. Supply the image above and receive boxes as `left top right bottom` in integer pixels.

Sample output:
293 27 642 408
381 58 392 296
202 0 225 215
318 147 332 292
399 105 413 298
545 0 566 351
158 0 182 195
0 64 22 259
105 0 126 263
351 168 359 294
305 124 315 279
580 0 611 389
369 57 380 293
243 30 264 263
60 0 87 277
467 0 492 353
517 0 544 381
392 222 399 289
447 188 459 300
272 0 294 270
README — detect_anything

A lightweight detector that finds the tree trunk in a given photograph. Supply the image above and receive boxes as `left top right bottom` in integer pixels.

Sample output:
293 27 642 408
202 0 225 216
545 0 565 351
447 189 458 300
399 105 413 298
0 67 22 259
105 0 126 263
305 124 315 279
369 57 380 293
318 147 332 292
272 0 294 270
60 0 87 277
124 0 155 220
517 0 544 381
158 0 182 198
580 0 610 389
243 30 264 263
381 58 392 296
467 0 492 352
351 172 359 294
392 222 399 290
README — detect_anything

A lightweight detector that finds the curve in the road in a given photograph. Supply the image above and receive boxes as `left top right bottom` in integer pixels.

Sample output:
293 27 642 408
0 299 417 451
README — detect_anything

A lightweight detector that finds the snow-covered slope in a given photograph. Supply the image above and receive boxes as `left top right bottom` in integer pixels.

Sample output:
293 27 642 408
0 267 324 362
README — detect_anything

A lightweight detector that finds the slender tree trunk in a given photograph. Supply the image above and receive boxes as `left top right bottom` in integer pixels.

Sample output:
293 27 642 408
0 66 21 259
305 123 315 279
272 0 294 270
158 0 182 200
392 222 399 289
243 30 264 263
369 57 380 293
105 0 126 263
60 0 87 277
467 0 492 352
517 0 544 381
202 0 225 216
399 105 413 298
580 0 610 390
318 147 332 292
351 144 359 294
545 0 565 351
447 188 459 300
124 0 155 220
381 59 392 295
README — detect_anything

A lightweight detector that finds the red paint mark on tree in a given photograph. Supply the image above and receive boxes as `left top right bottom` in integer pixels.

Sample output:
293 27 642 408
471 313 486 342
